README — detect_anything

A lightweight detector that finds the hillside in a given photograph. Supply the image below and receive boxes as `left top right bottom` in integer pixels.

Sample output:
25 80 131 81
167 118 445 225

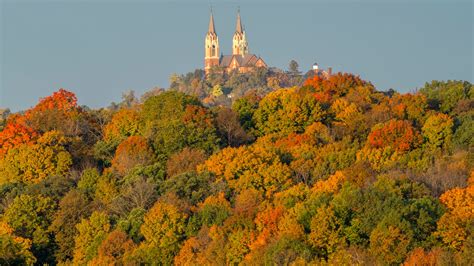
167 66 309 107
0 72 472 265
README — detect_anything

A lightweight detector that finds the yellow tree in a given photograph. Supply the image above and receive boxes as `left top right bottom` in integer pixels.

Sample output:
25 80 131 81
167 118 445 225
199 145 292 196
103 108 141 142
137 201 188 263
312 171 347 194
253 87 326 135
330 98 365 134
422 112 454 150
309 205 346 257
73 212 111 265
0 130 72 185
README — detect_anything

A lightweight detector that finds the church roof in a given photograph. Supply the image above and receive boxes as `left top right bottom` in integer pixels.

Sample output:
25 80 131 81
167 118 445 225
220 55 233 67
219 54 264 67
241 54 258 65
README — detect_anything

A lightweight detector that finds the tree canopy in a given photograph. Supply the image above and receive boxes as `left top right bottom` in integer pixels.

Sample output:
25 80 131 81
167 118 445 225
0 73 472 265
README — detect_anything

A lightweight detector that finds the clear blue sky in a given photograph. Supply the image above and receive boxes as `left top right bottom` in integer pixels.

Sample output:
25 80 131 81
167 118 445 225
1 0 472 111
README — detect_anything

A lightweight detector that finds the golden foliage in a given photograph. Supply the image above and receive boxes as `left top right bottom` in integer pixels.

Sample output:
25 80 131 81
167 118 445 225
436 172 474 251
141 201 187 250
103 108 141 142
198 145 292 196
312 171 347 194
369 225 412 265
0 130 72 184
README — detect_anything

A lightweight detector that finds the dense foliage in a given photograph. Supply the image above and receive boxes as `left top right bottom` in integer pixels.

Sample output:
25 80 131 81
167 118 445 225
0 74 472 265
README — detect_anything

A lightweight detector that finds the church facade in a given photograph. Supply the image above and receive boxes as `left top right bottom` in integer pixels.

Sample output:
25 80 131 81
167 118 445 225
204 10 267 74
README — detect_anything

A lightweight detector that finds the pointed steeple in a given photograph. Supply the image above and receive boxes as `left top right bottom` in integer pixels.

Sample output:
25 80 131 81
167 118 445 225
235 8 243 33
205 7 220 72
208 9 216 34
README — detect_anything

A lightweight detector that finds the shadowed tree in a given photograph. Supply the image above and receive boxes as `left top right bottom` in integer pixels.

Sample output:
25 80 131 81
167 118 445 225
49 190 91 263
215 107 252 147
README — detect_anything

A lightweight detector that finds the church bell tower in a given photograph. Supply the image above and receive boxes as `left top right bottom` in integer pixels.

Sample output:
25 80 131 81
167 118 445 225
205 10 220 73
232 9 248 56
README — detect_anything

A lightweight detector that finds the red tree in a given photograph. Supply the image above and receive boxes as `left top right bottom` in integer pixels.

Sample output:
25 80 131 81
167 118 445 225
304 72 369 102
367 120 421 152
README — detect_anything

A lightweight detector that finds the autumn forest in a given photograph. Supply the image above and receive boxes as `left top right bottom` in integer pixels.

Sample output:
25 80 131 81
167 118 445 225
0 70 472 265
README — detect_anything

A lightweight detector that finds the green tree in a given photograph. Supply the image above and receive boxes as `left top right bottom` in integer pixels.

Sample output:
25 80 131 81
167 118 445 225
117 208 146 243
160 171 214 205
453 112 474 148
262 236 312 265
77 167 101 195
288 60 300 74
2 194 56 264
420 80 473 114
141 91 219 156
232 93 260 131
24 175 74 202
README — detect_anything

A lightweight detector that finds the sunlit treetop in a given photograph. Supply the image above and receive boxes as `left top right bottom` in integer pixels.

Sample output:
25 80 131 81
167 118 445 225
303 72 372 102
29 88 78 113
367 119 422 153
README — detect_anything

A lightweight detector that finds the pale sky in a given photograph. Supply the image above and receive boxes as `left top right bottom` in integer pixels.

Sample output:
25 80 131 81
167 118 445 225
1 0 472 111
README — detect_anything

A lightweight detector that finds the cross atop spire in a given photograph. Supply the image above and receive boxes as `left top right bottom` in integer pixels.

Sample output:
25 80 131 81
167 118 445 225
208 9 216 34
235 8 243 33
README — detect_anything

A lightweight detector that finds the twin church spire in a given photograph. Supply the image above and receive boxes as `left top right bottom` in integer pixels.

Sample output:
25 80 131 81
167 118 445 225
205 9 249 72
205 9 266 74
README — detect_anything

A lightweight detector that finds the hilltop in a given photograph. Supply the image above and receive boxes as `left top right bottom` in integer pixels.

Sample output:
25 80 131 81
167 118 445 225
0 72 472 265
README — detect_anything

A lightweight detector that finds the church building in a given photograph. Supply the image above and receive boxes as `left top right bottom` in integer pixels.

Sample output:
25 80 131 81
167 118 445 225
204 10 267 74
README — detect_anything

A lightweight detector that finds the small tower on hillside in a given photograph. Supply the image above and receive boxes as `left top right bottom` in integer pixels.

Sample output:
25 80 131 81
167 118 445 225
232 9 249 56
205 10 220 73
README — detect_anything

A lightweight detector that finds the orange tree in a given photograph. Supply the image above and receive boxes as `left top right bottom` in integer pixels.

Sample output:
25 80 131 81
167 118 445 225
303 72 370 103
111 136 154 176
